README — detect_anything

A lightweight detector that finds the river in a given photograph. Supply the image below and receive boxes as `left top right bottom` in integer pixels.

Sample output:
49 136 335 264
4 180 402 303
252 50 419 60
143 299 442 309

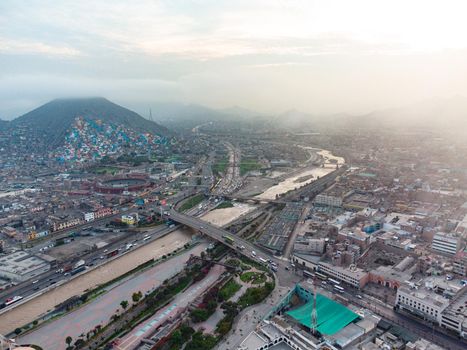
8 202 255 347
255 149 344 200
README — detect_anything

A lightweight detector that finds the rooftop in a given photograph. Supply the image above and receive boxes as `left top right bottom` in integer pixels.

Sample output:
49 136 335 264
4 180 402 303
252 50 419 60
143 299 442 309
286 293 359 335
0 251 49 276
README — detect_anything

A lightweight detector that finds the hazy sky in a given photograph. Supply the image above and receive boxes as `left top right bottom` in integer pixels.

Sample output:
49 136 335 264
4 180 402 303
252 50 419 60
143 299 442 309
1 0 467 119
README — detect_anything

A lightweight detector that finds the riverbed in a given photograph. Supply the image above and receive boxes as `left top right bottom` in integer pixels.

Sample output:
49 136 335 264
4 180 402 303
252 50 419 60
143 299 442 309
255 149 344 200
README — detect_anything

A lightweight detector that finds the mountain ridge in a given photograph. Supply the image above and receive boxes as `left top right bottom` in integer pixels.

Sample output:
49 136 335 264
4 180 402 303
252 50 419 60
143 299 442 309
11 97 171 149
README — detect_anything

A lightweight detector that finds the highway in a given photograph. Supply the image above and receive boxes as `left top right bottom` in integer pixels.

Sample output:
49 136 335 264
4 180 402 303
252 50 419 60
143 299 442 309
16 243 210 350
0 224 179 312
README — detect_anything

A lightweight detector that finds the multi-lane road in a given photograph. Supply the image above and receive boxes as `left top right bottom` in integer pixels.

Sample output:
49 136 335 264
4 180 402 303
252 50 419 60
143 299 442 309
166 207 302 288
0 224 179 311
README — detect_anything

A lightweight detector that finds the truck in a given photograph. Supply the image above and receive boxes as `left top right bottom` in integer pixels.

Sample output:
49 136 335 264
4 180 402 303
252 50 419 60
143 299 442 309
60 264 73 273
258 257 267 265
70 266 86 276
106 249 119 258
74 260 85 269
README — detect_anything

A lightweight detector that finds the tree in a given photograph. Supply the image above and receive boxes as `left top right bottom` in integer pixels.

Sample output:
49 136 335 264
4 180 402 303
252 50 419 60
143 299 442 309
74 338 86 348
132 291 142 303
120 300 129 310
65 336 73 349
14 328 22 335
170 329 183 346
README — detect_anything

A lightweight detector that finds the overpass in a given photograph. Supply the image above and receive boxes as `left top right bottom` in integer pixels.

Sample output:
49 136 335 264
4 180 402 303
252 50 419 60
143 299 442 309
166 208 280 265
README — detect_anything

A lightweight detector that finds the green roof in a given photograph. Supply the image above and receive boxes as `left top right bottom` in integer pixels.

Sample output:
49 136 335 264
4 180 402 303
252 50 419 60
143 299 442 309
286 294 359 335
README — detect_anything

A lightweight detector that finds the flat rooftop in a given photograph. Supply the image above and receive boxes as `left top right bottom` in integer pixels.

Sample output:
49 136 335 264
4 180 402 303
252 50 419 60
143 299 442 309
0 251 49 276
286 293 359 335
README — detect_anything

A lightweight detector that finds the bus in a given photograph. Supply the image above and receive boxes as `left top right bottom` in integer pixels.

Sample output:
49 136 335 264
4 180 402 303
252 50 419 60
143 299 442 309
316 272 328 280
328 278 340 285
2 296 23 308
258 257 268 265
333 285 345 293
303 270 315 278
143 235 151 241
222 235 235 245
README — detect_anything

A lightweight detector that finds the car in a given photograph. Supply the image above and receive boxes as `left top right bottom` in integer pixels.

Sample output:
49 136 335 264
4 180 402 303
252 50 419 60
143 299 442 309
285 266 290 271
32 280 39 284
33 286 40 291
356 294 362 299
100 256 105 259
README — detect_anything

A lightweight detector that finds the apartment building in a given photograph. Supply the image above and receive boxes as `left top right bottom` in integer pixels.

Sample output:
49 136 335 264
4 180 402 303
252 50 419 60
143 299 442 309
431 232 462 256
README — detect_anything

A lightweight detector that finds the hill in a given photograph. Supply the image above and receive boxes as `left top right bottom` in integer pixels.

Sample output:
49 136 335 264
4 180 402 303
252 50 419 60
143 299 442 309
12 97 171 148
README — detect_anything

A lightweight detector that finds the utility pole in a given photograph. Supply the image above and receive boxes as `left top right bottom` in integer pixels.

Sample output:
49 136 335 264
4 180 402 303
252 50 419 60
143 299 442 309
311 276 318 335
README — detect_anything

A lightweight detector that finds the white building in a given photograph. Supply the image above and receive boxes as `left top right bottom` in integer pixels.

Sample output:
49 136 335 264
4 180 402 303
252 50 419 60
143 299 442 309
431 232 461 256
395 280 467 338
396 286 449 324
317 261 369 288
84 212 95 222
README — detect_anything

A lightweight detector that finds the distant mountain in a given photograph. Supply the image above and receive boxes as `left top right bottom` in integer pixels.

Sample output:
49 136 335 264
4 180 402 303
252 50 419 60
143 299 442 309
217 106 263 119
359 96 467 130
12 97 171 148
150 102 263 127
268 96 467 133
150 102 228 123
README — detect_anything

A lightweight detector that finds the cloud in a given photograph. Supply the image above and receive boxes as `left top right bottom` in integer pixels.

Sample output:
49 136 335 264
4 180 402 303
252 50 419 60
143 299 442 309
1 0 467 118
0 38 82 57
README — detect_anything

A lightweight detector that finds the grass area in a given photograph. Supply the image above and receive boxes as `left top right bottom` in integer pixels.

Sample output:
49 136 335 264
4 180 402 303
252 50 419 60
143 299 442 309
179 194 205 211
240 271 267 284
238 281 275 308
215 201 234 209
239 158 262 176
240 263 251 271
213 157 228 174
218 279 241 301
